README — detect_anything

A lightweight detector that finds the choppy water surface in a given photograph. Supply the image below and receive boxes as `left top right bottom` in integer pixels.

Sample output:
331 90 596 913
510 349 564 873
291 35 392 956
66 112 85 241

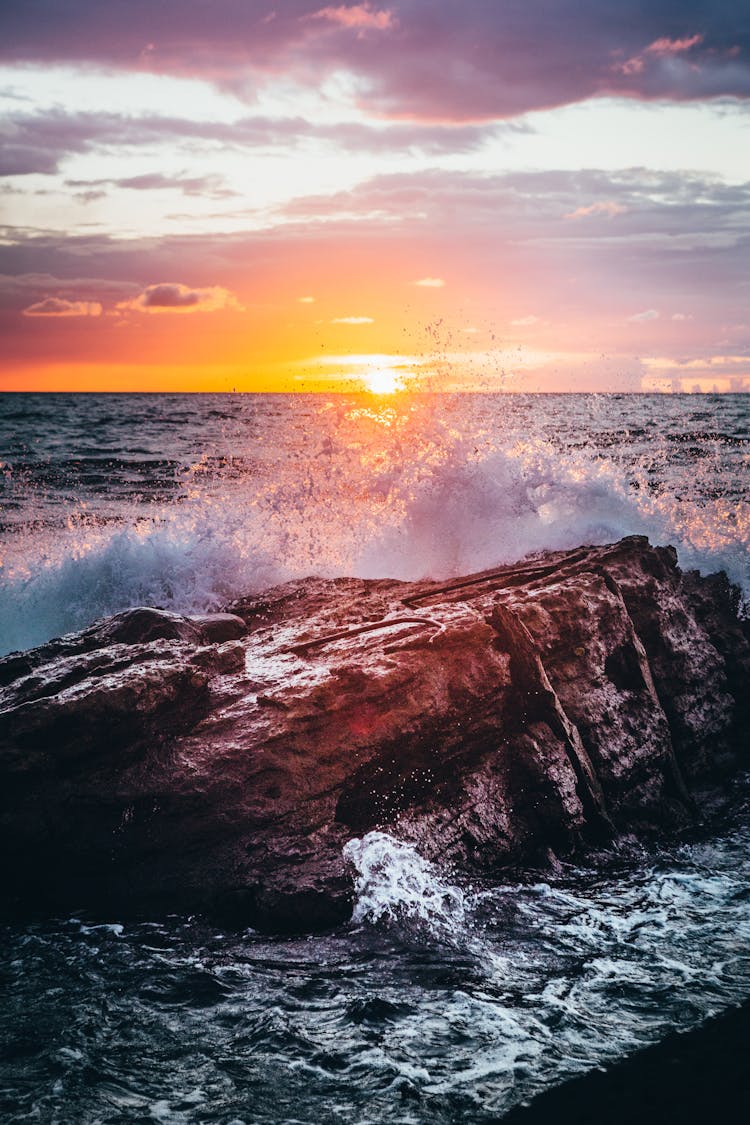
3 811 750 1124
1 392 749 1122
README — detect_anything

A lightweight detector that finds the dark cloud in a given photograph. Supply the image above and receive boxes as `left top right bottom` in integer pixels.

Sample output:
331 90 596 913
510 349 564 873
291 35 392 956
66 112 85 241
0 271 138 312
139 283 200 308
0 146 60 176
0 2 748 118
120 282 242 312
0 271 241 317
118 172 236 196
275 166 750 250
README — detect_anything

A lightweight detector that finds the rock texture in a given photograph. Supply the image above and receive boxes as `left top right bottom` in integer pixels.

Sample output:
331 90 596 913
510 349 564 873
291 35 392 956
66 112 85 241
1 537 748 932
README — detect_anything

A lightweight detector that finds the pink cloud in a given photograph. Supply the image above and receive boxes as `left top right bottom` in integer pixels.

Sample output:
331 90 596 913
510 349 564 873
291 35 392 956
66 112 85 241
565 201 629 219
22 297 102 317
616 55 645 76
645 34 704 57
616 33 704 78
310 4 395 31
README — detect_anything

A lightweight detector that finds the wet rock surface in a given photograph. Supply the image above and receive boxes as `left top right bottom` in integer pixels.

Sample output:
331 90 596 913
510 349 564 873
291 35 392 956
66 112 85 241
1 536 748 932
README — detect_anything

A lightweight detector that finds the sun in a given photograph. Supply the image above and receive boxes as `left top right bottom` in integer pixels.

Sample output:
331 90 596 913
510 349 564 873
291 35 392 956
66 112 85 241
365 369 400 394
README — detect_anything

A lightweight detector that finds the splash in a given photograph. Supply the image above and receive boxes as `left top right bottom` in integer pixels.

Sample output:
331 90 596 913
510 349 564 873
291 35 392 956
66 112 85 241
344 831 467 938
1 393 748 654
0 506 283 654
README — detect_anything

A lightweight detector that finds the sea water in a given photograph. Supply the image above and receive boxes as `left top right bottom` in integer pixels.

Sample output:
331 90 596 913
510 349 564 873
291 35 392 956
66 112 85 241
0 392 749 1122
1 392 748 654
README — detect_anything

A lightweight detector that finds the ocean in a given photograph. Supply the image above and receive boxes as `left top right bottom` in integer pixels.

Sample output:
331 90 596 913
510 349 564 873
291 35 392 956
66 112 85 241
1 391 749 1123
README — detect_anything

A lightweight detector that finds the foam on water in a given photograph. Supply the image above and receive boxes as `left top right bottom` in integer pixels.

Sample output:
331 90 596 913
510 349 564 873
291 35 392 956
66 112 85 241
2 394 750 1122
338 816 750 1113
3 813 750 1121
1 393 748 655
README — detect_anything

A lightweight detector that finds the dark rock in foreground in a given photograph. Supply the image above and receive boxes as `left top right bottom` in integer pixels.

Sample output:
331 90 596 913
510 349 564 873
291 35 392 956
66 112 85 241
1 537 748 932
500 998 750 1125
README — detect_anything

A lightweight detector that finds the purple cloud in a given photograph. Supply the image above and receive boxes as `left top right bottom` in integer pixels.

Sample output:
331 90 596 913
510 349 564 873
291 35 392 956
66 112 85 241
65 171 238 200
0 2 748 118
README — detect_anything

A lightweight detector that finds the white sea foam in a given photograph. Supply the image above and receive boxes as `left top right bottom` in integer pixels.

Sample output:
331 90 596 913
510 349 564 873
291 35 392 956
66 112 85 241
344 831 467 937
0 504 284 653
1 394 748 654
338 822 750 1114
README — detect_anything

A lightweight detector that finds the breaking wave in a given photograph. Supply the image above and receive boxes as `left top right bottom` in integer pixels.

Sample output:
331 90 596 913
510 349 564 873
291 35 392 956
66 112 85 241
1 393 748 654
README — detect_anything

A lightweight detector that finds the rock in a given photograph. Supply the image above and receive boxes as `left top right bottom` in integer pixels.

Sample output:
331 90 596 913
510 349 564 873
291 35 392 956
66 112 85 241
0 537 747 932
501 997 750 1125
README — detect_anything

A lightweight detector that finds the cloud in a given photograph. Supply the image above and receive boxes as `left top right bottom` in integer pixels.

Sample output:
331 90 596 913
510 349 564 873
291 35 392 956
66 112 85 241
310 5 395 31
628 308 660 321
21 296 102 318
646 34 704 56
2 166 748 377
298 295 316 302
275 169 750 282
413 277 445 287
0 108 500 177
118 283 242 313
617 33 705 76
565 201 629 219
22 296 102 316
510 315 541 326
66 172 237 200
0 271 137 303
331 315 374 324
1 3 749 120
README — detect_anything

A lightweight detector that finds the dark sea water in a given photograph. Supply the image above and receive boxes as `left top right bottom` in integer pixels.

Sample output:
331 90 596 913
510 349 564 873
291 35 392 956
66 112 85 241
1 392 749 1123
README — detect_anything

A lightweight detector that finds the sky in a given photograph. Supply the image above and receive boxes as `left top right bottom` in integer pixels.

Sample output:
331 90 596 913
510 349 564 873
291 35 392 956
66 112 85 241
1 1 749 392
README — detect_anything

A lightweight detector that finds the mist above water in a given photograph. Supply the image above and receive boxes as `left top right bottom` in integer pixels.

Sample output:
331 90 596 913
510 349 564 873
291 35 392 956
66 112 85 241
1 392 748 654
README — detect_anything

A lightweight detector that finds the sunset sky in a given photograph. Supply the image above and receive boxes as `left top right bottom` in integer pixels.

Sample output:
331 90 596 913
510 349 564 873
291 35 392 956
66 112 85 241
1 1 749 392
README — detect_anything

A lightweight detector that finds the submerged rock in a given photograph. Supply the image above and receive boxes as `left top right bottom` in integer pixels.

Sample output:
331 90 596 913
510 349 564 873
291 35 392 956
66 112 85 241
0 537 748 932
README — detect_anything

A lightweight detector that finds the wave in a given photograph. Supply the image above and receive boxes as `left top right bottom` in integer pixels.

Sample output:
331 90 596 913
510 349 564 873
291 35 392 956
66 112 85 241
1 397 748 655
0 505 283 655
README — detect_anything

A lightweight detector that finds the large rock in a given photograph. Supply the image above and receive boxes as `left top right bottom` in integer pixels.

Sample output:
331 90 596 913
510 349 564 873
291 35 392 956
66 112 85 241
0 537 748 932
